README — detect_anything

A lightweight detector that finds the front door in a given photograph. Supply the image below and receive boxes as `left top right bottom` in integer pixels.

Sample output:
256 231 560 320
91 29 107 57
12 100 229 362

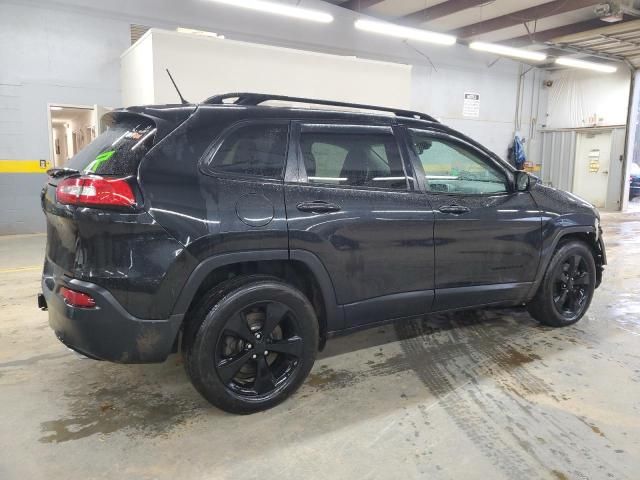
404 128 542 311
284 121 435 329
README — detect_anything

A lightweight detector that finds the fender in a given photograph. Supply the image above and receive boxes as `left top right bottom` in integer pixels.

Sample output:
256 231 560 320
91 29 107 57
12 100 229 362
171 249 345 333
526 225 597 300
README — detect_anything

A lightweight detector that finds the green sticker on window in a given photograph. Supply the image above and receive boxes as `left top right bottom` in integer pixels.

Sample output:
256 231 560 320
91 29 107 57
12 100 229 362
85 150 115 173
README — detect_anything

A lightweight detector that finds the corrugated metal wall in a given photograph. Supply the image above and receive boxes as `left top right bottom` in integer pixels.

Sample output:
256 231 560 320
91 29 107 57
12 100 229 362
539 127 626 210
539 130 577 191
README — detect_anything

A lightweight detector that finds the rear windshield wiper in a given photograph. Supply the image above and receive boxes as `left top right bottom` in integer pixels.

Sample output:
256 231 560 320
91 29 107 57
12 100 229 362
47 167 80 178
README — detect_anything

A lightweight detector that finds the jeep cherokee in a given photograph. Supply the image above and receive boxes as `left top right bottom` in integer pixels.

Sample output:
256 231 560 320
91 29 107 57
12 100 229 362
39 93 606 414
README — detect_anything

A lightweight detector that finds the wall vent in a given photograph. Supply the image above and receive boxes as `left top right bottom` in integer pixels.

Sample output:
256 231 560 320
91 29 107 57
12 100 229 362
130 24 150 45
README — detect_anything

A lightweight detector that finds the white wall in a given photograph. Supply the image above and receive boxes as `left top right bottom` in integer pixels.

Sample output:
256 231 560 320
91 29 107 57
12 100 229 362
124 29 412 109
121 33 155 107
411 64 524 158
544 69 631 129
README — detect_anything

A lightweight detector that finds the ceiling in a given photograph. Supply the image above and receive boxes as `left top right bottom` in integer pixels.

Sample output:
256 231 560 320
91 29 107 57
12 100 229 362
327 0 640 67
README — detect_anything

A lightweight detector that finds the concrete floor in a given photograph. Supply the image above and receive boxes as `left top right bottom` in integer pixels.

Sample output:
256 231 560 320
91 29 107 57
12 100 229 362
1 213 639 480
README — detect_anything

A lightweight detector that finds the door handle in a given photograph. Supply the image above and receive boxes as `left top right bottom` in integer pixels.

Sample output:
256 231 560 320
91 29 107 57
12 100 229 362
439 205 470 215
297 201 341 213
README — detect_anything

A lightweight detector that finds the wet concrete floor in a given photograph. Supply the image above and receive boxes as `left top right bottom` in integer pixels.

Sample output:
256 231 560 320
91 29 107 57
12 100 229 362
0 212 639 479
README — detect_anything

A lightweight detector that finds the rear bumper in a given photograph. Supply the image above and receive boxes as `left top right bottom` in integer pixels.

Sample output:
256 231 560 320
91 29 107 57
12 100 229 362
42 265 183 363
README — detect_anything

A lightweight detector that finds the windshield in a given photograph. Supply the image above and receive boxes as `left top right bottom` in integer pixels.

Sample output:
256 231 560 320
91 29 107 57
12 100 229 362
67 115 156 176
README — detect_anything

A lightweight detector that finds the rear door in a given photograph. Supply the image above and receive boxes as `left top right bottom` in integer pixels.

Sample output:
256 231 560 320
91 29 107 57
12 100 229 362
284 121 435 330
404 127 542 311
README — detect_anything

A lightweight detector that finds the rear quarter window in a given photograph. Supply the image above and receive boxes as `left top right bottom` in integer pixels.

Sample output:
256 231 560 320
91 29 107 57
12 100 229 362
67 115 156 176
207 123 289 179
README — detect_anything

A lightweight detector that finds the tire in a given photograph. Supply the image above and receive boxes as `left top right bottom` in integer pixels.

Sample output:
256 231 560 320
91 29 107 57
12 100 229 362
528 240 596 327
183 275 318 414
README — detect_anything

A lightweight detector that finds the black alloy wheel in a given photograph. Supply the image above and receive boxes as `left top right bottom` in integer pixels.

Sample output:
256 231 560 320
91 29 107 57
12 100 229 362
215 301 303 398
528 240 596 327
551 254 591 319
184 275 318 414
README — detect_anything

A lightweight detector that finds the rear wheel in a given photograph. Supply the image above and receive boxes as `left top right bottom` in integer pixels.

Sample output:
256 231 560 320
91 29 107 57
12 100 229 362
528 240 596 327
184 276 318 414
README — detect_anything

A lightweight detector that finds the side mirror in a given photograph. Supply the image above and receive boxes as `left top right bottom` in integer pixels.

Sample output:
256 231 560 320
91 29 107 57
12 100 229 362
515 171 531 192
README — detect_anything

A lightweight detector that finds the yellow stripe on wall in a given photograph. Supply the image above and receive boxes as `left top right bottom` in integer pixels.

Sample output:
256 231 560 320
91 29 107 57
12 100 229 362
0 160 52 173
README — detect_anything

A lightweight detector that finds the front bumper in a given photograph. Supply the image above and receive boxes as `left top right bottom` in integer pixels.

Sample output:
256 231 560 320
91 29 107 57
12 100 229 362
595 235 606 288
41 263 182 363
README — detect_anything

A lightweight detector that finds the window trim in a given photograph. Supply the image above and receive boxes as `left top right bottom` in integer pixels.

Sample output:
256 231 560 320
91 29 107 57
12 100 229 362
199 119 291 181
291 121 417 193
403 127 515 197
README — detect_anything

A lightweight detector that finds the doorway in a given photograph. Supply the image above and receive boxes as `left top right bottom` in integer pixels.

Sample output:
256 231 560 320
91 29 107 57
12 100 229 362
48 104 111 168
573 131 612 209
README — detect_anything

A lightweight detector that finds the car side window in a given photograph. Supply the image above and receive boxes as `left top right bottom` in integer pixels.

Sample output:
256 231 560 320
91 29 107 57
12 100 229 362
209 123 288 178
299 130 408 190
408 129 508 195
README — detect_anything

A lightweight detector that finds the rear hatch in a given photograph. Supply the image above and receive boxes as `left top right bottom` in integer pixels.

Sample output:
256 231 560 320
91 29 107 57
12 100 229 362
43 113 156 271
42 107 193 278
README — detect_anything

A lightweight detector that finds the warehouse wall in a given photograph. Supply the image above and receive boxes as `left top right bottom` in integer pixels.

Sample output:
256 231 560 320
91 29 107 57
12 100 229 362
544 69 630 129
1 0 539 233
0 1 129 234
534 69 632 211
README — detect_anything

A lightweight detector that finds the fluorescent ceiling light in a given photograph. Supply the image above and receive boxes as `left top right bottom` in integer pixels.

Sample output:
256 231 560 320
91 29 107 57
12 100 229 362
469 41 547 61
555 56 617 73
208 0 333 23
354 19 456 46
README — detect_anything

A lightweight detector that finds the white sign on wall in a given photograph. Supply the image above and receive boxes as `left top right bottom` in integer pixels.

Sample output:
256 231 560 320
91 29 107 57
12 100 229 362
463 92 480 118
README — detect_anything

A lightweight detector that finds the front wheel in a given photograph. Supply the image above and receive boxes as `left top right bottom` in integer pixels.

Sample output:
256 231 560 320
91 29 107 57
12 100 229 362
528 240 596 327
184 276 318 414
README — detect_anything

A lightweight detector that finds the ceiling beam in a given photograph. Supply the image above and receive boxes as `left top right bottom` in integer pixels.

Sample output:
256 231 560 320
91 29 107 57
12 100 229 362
402 0 492 24
451 0 603 39
504 17 630 47
340 0 386 11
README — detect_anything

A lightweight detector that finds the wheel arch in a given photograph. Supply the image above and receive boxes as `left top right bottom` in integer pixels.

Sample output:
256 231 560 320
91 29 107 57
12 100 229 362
172 250 344 350
528 225 605 301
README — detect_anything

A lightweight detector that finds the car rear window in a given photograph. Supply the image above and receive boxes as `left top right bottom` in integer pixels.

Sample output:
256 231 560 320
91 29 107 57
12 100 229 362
208 123 289 179
67 115 156 176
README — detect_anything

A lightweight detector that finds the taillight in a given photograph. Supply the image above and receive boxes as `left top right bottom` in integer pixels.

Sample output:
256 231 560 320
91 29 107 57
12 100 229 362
56 175 136 208
60 287 96 308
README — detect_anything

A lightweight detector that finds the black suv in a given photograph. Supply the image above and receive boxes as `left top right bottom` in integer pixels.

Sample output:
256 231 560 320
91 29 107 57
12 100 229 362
40 93 606 413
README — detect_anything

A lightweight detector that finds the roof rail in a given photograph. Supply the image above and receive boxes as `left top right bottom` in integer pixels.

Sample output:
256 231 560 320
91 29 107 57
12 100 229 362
203 92 438 122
